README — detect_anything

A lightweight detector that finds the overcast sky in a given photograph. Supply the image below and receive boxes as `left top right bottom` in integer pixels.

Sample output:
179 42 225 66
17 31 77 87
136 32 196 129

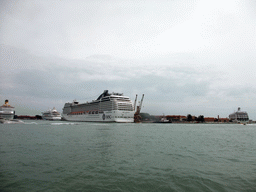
1 0 256 119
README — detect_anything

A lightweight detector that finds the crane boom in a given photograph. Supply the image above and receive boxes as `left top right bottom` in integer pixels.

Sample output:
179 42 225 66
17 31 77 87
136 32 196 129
134 94 144 123
139 94 144 110
134 94 138 111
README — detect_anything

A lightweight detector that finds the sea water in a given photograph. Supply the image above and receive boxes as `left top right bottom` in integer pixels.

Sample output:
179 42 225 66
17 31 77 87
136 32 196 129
0 121 256 191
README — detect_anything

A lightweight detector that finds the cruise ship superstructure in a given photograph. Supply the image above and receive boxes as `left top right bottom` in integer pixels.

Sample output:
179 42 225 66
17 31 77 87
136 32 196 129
42 107 62 120
62 90 134 122
0 100 15 120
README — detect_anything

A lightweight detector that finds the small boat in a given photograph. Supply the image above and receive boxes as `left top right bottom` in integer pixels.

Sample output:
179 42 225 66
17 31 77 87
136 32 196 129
154 114 172 123
160 117 170 123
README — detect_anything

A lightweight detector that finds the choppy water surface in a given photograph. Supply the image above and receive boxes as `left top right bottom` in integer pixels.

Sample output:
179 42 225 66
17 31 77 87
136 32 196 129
1 121 256 191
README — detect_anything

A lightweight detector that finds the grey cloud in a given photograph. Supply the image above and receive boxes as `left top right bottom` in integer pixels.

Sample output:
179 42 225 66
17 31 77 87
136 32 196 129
1 43 256 118
1 44 210 101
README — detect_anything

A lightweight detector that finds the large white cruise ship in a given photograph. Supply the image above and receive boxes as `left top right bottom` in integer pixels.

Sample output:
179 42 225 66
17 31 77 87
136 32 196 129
62 90 134 122
0 100 15 120
42 107 62 120
0 100 25 124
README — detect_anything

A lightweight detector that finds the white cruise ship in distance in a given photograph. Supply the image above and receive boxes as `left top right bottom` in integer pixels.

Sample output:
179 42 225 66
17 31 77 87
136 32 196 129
0 100 15 120
62 90 134 122
229 107 249 123
42 107 62 120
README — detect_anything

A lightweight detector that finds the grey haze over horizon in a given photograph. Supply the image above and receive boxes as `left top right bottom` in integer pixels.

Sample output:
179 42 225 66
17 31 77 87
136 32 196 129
1 0 256 119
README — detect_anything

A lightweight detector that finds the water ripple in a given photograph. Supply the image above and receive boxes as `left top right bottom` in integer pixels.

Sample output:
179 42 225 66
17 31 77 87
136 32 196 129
1 123 256 191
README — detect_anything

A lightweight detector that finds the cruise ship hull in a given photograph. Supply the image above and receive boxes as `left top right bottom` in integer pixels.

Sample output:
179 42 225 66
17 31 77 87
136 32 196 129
0 111 15 120
62 110 134 123
42 116 62 121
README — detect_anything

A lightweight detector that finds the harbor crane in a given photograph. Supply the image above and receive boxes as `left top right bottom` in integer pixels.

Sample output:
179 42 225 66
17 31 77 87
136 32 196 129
134 94 144 123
